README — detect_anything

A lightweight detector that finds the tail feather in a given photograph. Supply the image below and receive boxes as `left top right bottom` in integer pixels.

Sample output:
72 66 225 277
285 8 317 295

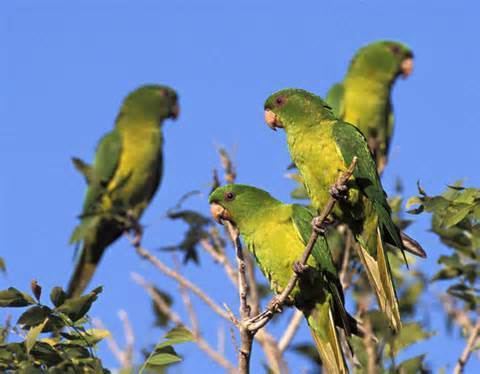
356 227 402 332
306 302 349 374
66 247 99 298
400 232 427 258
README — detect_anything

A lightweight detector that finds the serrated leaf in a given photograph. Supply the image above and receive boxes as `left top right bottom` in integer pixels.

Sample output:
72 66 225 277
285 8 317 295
25 318 48 353
0 288 35 307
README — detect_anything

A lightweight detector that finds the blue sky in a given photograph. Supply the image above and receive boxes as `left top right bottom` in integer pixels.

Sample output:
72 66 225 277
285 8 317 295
1 1 479 372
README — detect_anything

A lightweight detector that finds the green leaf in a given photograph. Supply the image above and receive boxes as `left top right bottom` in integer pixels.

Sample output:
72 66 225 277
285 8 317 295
0 288 35 307
17 305 51 328
25 318 48 353
55 287 102 322
442 204 472 228
385 323 432 356
431 268 461 282
145 346 182 366
60 328 110 346
396 354 427 373
156 326 194 349
50 287 67 307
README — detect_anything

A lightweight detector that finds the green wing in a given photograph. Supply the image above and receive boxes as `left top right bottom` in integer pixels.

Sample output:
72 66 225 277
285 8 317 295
332 122 402 249
72 157 93 184
325 82 345 118
70 129 122 245
290 205 337 278
291 204 352 336
385 101 394 156
81 129 122 215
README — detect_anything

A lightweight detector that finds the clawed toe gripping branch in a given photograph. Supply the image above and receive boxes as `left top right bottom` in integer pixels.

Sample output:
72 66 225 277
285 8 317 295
225 157 358 374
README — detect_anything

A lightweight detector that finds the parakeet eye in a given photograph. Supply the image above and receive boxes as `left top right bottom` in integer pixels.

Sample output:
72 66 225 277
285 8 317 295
224 192 235 201
275 96 287 107
389 45 401 55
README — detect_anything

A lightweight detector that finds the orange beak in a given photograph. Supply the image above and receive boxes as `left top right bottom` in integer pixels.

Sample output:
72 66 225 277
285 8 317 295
210 202 232 224
264 109 284 131
401 58 414 78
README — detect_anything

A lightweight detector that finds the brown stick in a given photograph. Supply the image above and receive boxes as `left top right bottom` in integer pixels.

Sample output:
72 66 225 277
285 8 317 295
246 157 358 333
225 221 253 374
132 273 237 372
278 309 304 353
454 319 480 374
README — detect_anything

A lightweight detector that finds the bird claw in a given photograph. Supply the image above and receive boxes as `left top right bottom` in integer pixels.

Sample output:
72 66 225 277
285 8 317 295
267 296 283 313
329 183 349 201
311 216 329 235
293 261 309 276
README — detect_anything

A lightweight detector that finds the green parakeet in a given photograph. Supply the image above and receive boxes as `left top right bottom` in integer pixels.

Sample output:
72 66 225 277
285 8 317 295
264 88 423 332
326 41 413 173
209 184 363 374
67 85 179 297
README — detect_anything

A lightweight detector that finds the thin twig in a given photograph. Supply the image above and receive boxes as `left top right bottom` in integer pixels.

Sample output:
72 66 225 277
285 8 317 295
118 310 134 369
226 221 254 374
339 228 353 289
132 273 236 372
245 157 358 333
93 318 128 369
200 237 238 286
454 319 480 374
278 310 304 353
132 241 232 322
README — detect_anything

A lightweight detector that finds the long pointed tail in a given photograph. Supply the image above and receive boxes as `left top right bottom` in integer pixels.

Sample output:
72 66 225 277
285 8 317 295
356 227 402 332
305 302 349 374
67 244 101 298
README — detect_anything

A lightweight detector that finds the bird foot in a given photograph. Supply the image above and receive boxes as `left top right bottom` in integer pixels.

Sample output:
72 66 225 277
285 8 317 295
329 183 349 201
125 212 143 247
311 216 331 235
267 296 283 313
293 261 309 276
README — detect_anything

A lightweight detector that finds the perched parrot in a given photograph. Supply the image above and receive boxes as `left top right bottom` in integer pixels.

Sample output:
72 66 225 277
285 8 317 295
67 85 179 297
209 184 363 373
264 89 425 332
326 41 413 173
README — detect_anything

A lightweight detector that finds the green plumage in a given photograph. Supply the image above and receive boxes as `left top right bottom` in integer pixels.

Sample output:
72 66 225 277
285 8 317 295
265 88 405 331
209 184 361 373
326 41 413 173
68 85 179 297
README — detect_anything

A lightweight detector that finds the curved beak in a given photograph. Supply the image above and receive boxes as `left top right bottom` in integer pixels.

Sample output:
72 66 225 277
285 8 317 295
264 109 284 131
401 57 414 78
210 202 232 224
170 103 180 120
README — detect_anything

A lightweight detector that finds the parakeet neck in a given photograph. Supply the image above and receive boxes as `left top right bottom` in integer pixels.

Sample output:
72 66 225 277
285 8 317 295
234 200 281 236
346 69 396 92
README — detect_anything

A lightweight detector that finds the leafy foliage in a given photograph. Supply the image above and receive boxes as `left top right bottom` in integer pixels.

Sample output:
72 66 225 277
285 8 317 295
0 284 109 373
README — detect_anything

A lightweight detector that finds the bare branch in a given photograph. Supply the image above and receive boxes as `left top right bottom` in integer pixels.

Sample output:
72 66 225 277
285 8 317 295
132 242 232 322
339 227 353 290
93 318 128 369
200 236 238 286
132 273 236 372
118 310 134 369
278 310 304 353
454 318 480 374
225 221 254 374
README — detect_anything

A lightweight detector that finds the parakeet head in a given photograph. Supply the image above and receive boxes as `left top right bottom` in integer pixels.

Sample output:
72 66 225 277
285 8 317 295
349 41 414 81
209 184 279 229
120 84 179 123
264 89 335 132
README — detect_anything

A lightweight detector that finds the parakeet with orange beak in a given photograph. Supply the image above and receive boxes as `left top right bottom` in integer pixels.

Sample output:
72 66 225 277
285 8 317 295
326 40 414 173
209 184 363 373
264 89 425 332
67 85 179 297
